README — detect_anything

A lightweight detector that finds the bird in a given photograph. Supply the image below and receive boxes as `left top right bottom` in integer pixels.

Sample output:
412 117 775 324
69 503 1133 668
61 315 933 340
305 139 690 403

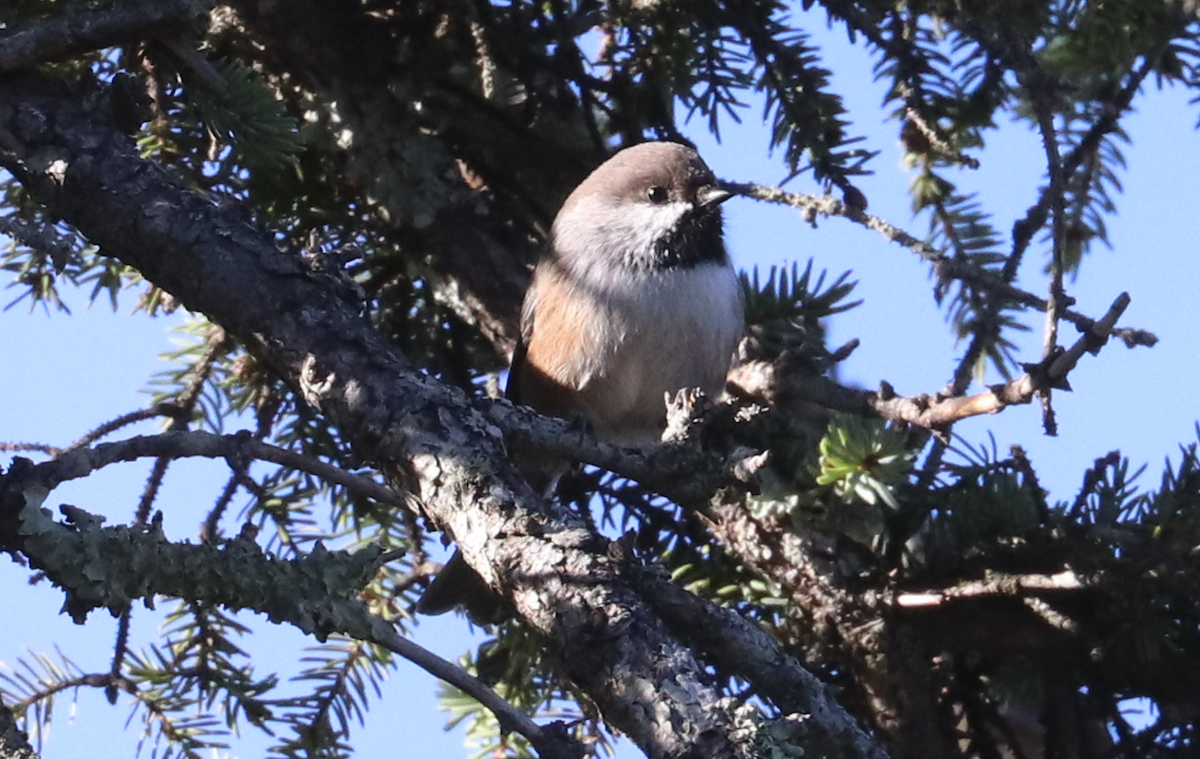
417 141 744 621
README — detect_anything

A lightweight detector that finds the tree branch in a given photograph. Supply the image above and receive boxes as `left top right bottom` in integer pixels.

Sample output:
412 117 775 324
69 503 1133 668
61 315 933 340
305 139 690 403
638 566 888 759
727 181 1157 350
32 430 402 510
0 467 580 759
730 292 1132 431
894 570 1087 607
1009 56 1159 269
373 628 580 758
63 405 180 452
0 0 212 71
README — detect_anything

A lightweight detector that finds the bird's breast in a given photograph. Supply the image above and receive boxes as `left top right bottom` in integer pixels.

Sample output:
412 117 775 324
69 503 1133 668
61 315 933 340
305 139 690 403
522 261 742 445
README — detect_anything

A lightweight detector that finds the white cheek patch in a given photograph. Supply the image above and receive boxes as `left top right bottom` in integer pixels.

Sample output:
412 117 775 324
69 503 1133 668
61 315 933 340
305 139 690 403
605 201 692 267
566 199 692 279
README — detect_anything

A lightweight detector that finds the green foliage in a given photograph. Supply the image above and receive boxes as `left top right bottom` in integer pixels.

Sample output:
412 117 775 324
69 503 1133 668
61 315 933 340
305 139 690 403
268 639 393 759
1123 425 1200 535
742 414 918 557
740 260 860 326
817 414 914 512
603 0 870 189
1038 1 1188 88
187 59 303 176
667 542 769 606
739 260 859 374
0 648 85 751
918 472 1043 566
120 604 269 759
732 6 874 190
0 200 134 313
439 626 612 759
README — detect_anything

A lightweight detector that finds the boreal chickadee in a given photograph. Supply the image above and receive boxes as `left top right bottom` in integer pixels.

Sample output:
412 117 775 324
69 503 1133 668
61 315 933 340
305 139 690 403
418 141 744 620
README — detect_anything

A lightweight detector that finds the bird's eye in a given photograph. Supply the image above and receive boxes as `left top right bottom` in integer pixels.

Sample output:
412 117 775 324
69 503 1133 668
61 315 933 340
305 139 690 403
646 186 669 204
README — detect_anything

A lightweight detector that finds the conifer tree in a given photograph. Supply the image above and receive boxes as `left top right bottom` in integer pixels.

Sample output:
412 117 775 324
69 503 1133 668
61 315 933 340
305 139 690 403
1 2 1197 758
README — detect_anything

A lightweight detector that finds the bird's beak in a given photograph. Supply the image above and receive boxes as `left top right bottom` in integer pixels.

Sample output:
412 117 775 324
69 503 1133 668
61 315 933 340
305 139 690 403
697 181 735 208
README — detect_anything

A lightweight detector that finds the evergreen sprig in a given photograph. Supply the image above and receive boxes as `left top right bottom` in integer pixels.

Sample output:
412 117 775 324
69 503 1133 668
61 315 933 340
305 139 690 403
440 626 610 759
188 59 302 176
268 639 394 759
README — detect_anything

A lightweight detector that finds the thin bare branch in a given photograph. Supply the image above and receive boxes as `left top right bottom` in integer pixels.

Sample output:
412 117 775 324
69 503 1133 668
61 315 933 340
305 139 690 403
1028 79 1068 436
0 443 62 457
894 570 1086 608
1009 56 1158 268
729 181 1157 349
32 431 403 508
730 292 1131 430
64 405 178 452
374 628 582 759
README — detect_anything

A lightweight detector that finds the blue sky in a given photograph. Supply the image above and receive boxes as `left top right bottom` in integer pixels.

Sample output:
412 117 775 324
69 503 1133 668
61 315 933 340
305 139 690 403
2 15 1197 759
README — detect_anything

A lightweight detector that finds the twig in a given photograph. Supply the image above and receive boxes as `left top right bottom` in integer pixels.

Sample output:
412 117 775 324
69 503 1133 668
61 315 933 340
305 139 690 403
729 182 943 261
374 628 582 759
1009 57 1158 269
1008 444 1051 523
65 405 179 452
203 389 285 543
200 475 241 543
902 107 980 169
894 570 1086 607
1023 596 1077 633
1065 450 1123 521
6 672 129 713
108 611 134 704
729 290 1132 429
1030 82 1068 436
729 181 1158 350
31 431 403 507
0 442 62 457
134 456 171 525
